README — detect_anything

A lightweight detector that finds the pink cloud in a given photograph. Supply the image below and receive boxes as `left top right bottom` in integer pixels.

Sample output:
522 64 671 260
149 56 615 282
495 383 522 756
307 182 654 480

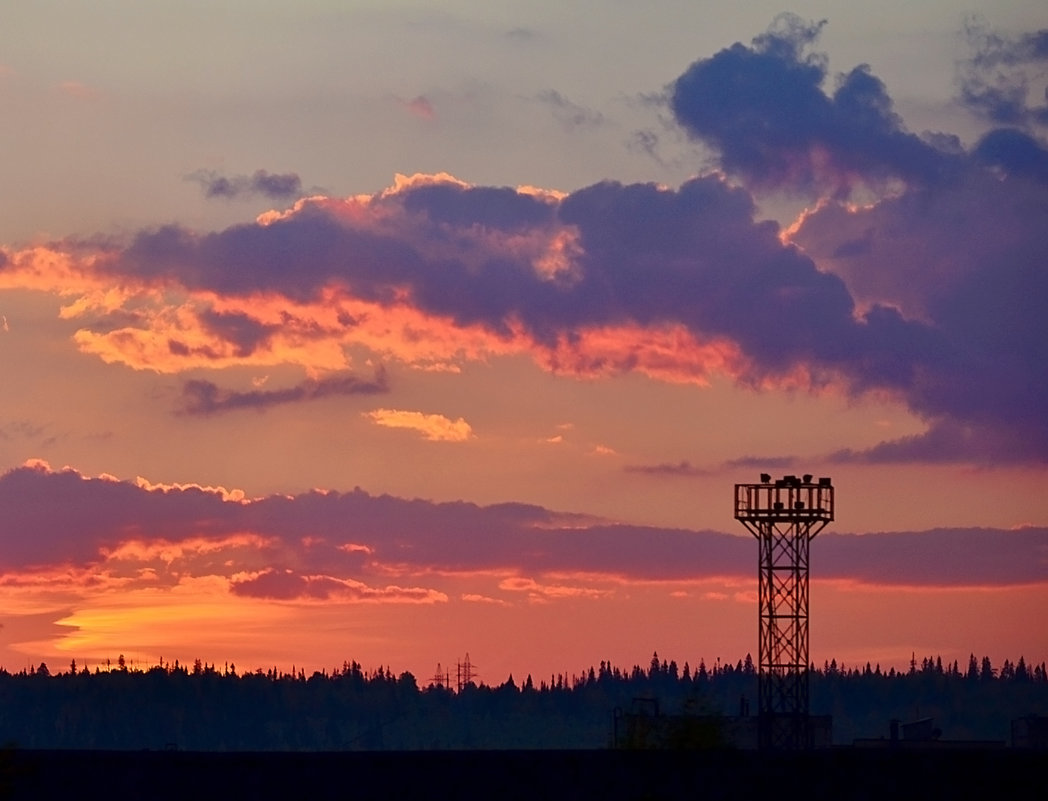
57 80 99 100
229 568 447 603
364 408 474 441
1 461 1045 592
461 593 510 606
498 576 613 603
402 95 436 120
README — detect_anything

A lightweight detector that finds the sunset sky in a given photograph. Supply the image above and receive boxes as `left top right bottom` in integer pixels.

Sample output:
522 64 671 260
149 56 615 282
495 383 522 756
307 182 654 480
1 2 1046 684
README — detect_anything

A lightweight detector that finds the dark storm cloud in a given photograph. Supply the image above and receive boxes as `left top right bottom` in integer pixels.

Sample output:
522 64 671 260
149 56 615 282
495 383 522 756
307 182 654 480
187 169 303 200
179 368 389 416
669 14 955 191
2 463 1044 590
959 19 1048 127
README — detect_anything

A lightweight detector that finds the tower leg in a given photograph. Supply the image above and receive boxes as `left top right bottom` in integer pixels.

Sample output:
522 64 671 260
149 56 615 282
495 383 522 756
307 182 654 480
756 521 812 750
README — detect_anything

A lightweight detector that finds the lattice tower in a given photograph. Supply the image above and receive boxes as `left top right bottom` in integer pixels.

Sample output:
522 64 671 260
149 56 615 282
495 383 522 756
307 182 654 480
734 475 834 750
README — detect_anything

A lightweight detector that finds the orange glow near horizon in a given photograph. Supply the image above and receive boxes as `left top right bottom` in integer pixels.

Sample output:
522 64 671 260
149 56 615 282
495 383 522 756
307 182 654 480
2 562 1043 683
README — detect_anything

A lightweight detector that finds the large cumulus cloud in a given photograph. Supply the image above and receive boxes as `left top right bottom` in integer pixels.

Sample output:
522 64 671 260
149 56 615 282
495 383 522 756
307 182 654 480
670 14 957 193
84 173 929 389
3 20 1046 464
670 16 1048 462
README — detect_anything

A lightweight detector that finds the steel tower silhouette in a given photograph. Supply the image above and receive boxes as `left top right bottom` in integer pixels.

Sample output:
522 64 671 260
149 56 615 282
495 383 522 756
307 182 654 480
734 474 834 750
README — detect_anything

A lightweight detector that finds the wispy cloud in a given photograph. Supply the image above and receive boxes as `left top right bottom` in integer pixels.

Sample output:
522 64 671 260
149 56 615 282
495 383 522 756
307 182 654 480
722 455 797 470
625 460 708 477
180 368 389 416
498 576 614 602
536 90 605 131
187 169 303 200
958 18 1048 127
230 569 447 603
827 420 1044 465
504 27 537 43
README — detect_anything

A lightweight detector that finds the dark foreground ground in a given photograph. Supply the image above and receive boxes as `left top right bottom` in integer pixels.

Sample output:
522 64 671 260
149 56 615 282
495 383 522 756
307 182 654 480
2 748 1045 800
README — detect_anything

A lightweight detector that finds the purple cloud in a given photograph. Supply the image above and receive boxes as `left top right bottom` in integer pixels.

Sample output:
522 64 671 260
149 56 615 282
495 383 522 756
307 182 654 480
973 128 1048 183
669 14 955 192
663 17 1048 463
789 156 1048 463
179 368 389 416
196 309 280 357
1 463 1044 589
816 527 1048 587
829 420 1047 465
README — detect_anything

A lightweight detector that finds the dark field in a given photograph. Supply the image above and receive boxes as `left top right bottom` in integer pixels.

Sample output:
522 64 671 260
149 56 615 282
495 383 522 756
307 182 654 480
3 748 1045 800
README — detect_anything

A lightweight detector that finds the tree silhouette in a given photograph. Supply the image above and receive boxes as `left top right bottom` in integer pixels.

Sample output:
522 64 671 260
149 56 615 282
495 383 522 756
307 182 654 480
0 651 1042 749
981 656 995 681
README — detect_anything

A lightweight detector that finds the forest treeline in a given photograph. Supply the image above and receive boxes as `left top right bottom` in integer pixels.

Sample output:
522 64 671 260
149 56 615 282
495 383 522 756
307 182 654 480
1 652 1045 750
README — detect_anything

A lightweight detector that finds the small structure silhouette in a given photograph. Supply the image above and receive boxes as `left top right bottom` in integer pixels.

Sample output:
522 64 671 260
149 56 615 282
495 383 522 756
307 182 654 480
430 662 450 688
854 716 1006 750
456 653 478 692
1011 715 1048 750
